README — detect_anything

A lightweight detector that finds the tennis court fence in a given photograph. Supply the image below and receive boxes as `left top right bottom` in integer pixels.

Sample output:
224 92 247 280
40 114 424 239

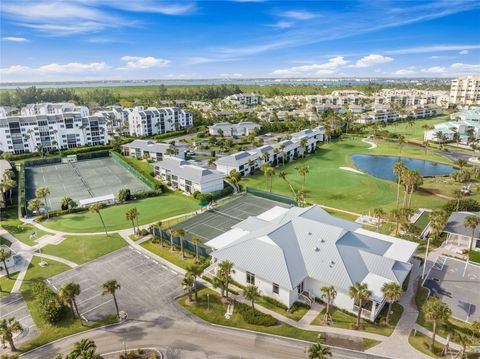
109 151 156 190
246 187 296 206
150 227 211 258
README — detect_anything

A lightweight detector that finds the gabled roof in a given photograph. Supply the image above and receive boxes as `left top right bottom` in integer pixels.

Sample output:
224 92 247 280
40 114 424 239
155 157 225 184
122 139 173 153
444 211 480 238
210 205 416 295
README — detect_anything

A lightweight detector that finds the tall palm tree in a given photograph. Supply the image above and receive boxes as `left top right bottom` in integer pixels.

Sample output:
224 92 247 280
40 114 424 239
243 285 261 316
381 282 402 326
452 189 463 211
280 143 286 166
35 187 50 218
308 342 332 359
176 228 186 259
59 282 81 319
0 317 23 351
227 169 241 192
464 215 480 251
125 207 139 234
300 138 308 157
279 171 297 198
296 165 310 188
102 280 121 318
186 264 203 302
389 209 403 236
0 247 13 279
372 208 386 231
191 235 202 262
89 204 108 236
261 165 275 192
182 274 194 302
349 282 372 328
423 296 451 348
216 260 235 299
320 285 337 323
69 338 101 359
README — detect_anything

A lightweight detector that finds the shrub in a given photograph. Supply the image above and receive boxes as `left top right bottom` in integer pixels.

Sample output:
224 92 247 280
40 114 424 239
118 188 132 202
192 191 201 200
197 186 233 203
290 301 310 312
35 206 87 221
139 228 149 237
132 189 163 200
443 198 480 213
262 296 288 311
62 145 112 156
236 303 277 326
32 281 68 324
152 129 187 140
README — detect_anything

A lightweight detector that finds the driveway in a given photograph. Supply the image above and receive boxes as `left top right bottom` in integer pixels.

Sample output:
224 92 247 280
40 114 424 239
0 293 38 347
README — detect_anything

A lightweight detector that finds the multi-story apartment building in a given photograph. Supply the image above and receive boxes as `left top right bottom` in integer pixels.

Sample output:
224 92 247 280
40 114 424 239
0 113 108 153
374 89 449 108
94 106 130 135
225 94 263 107
0 107 7 119
356 109 399 124
208 122 260 137
409 106 442 119
122 139 184 161
21 102 90 117
305 91 369 107
128 106 193 137
450 76 480 105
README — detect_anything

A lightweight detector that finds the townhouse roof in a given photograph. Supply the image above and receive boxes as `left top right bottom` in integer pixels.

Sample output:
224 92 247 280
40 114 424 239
215 151 255 167
122 139 173 153
444 211 480 239
209 205 416 298
155 156 225 184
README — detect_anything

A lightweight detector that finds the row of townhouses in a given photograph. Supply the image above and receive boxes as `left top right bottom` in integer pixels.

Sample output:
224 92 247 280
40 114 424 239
0 113 108 153
355 105 443 124
94 106 130 135
208 121 260 137
373 89 449 108
424 107 480 144
215 126 324 176
121 139 184 161
127 106 193 137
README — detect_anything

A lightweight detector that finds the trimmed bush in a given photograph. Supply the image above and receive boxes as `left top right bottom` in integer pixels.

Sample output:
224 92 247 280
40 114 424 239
197 186 233 203
32 281 68 324
62 145 112 156
118 188 132 202
262 296 288 311
153 129 187 140
132 189 163 200
443 198 480 213
35 206 88 221
290 301 310 312
236 303 277 326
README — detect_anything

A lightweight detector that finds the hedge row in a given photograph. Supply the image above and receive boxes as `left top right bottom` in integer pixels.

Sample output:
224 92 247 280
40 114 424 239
152 129 187 140
236 303 278 326
192 185 233 203
32 281 68 324
35 206 87 221
62 145 112 156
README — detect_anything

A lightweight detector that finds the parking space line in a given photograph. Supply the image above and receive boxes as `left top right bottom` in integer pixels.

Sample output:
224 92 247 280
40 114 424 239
81 299 113 315
0 306 26 317
0 296 23 306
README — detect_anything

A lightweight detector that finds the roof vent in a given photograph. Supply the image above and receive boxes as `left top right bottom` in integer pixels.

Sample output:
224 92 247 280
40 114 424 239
314 246 319 252
320 239 325 243
308 232 312 236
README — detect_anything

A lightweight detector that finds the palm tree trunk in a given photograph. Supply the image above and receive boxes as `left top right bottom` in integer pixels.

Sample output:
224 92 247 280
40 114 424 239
2 259 10 278
432 321 437 347
131 219 136 234
403 185 409 208
180 238 184 259
98 213 108 236
356 300 362 328
252 300 255 316
112 294 120 318
73 299 81 319
386 302 392 325
8 338 16 352
69 301 76 318
408 187 414 207
396 177 401 208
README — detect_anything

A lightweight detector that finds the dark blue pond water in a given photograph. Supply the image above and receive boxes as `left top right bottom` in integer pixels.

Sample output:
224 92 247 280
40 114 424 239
350 154 455 181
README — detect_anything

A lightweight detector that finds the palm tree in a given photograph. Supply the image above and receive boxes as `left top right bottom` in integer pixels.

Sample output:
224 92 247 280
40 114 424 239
227 169 241 192
296 165 310 188
0 317 23 351
156 221 164 247
69 338 101 359
308 342 332 359
176 228 186 259
320 285 337 324
182 274 194 302
59 282 81 319
372 208 386 231
168 226 175 251
27 198 43 215
125 207 139 234
349 282 372 328
261 165 275 192
300 138 308 157
102 280 121 318
280 143 286 166
35 187 50 218
216 260 235 299
381 282 402 326
389 209 403 236
243 285 261 316
279 171 297 198
89 203 108 236
423 296 451 348
191 235 201 262
393 161 405 208
464 215 480 251
452 189 464 211
456 158 468 170
186 264 203 302
0 247 13 279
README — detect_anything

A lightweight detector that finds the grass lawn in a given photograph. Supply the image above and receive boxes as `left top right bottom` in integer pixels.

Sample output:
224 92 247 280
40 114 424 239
179 288 324 343
41 233 127 265
310 303 403 337
256 297 310 321
0 270 19 298
469 250 480 264
19 256 118 352
0 236 12 246
414 211 431 233
2 218 51 246
40 193 198 233
383 116 450 142
408 331 447 358
242 138 451 213
141 239 198 270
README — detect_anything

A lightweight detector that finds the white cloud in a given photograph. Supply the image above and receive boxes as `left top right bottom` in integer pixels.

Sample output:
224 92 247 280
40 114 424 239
450 62 480 73
281 10 318 20
459 50 469 55
120 56 170 69
219 73 244 78
352 54 393 68
1 37 29 42
0 65 32 74
385 44 480 55
269 21 294 29
421 66 446 74
38 62 109 73
393 68 416 75
273 56 348 76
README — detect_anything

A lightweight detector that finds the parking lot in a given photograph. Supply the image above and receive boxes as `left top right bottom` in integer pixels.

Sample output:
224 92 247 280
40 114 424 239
424 256 480 322
47 247 184 322
0 292 38 345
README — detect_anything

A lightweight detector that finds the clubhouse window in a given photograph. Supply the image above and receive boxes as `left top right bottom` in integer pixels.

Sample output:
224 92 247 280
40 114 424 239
272 283 279 294
246 271 255 285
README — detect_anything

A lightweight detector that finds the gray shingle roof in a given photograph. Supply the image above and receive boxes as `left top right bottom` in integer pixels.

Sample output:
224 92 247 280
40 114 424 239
155 157 225 184
444 211 480 238
122 139 172 153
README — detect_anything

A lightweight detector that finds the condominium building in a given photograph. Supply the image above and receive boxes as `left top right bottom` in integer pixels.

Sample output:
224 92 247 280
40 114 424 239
0 113 108 153
94 106 130 135
21 102 90 117
154 156 225 194
208 122 260 137
450 76 480 105
122 139 183 161
374 89 449 108
225 93 263 107
128 106 193 137
356 109 399 124
424 120 480 144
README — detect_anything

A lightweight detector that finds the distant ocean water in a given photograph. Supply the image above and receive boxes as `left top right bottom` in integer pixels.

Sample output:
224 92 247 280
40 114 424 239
0 78 444 89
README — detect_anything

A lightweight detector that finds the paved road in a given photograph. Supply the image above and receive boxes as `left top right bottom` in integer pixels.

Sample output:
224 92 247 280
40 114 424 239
22 317 389 359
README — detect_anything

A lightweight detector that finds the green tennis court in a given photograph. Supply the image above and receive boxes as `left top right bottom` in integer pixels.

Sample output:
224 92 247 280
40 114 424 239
25 157 151 212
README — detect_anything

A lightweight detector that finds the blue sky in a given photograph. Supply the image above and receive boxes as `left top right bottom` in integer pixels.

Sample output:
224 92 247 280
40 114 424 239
1 0 479 82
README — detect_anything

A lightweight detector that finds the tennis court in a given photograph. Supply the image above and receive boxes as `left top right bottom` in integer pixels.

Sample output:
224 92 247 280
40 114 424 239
424 255 480 323
172 194 290 243
25 157 151 212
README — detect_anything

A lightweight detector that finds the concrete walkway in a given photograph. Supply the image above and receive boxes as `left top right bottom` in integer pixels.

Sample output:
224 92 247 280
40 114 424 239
362 138 377 150
32 253 78 268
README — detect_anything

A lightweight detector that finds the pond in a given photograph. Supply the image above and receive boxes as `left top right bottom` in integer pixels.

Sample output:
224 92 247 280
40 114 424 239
350 154 455 181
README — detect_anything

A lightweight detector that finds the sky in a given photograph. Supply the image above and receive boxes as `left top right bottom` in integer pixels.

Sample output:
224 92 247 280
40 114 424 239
0 0 479 82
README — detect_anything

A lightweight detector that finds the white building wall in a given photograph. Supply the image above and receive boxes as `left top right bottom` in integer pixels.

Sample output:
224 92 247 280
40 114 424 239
198 179 225 194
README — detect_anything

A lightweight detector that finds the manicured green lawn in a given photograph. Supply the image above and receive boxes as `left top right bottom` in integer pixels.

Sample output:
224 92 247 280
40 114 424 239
0 270 19 298
256 298 310 321
242 139 451 213
41 233 127 264
383 116 450 142
0 236 12 246
310 303 403 337
408 331 446 358
2 219 51 246
19 256 117 352
469 250 480 264
179 288 323 343
40 193 198 233
414 211 431 232
141 239 197 270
